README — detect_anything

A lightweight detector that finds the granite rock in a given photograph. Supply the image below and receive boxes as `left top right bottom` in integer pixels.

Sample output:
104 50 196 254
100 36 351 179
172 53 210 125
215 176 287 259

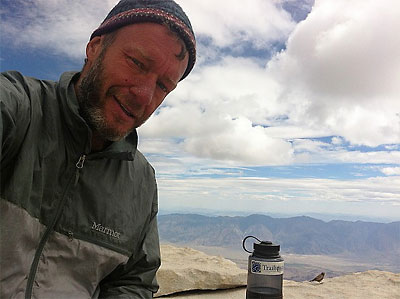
155 244 247 297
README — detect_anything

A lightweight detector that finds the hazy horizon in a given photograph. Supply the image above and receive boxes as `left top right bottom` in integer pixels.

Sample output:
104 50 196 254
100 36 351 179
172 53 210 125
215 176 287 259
158 208 398 224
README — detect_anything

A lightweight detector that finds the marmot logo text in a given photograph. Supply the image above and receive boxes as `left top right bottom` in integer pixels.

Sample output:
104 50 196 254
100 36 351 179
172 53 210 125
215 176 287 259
91 222 121 239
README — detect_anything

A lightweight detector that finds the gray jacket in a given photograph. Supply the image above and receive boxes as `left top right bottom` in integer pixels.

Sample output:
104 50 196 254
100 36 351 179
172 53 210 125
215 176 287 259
0 71 161 298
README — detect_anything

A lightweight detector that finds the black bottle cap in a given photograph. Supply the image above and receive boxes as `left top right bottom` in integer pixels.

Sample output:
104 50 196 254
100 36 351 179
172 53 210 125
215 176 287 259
253 241 281 258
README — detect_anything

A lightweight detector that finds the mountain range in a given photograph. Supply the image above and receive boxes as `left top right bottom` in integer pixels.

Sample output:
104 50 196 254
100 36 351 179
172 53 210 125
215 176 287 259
158 213 400 269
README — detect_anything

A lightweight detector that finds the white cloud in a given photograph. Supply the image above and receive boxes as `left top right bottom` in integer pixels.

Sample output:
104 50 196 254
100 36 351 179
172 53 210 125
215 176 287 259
331 136 344 145
178 0 295 49
140 56 296 165
381 167 400 176
271 0 400 98
183 117 294 165
267 0 400 147
1 0 117 59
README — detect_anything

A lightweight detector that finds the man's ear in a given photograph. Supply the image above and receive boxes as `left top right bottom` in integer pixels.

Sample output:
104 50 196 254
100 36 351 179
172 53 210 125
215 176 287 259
86 36 103 63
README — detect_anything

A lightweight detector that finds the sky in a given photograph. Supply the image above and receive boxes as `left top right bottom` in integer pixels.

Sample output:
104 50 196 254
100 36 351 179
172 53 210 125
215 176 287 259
1 0 399 222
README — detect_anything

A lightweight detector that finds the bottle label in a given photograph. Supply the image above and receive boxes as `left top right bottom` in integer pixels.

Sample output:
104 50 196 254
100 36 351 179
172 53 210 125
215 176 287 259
251 260 284 275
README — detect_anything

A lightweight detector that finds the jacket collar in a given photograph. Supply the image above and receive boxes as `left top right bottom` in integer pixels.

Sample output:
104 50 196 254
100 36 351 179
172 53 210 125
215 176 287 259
57 71 137 161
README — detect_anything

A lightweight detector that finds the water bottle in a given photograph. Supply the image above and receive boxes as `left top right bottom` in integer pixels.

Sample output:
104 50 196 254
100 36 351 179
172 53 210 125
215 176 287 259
243 236 284 299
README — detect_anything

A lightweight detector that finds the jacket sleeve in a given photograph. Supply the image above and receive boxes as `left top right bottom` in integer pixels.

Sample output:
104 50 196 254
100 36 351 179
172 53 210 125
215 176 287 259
98 185 161 298
0 71 31 167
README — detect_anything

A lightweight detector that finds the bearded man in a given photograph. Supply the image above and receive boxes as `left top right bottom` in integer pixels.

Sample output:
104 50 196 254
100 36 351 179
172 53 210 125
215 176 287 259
0 0 196 298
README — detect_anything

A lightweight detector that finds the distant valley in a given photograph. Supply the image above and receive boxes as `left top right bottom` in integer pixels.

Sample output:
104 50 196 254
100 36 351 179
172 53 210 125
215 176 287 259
158 213 400 281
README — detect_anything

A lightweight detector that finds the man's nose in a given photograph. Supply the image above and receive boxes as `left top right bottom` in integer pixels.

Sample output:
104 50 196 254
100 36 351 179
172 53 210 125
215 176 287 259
129 75 156 106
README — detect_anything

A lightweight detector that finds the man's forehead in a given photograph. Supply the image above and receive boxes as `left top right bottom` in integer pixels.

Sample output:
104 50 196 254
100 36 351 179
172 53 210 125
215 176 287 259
113 24 189 84
116 23 187 58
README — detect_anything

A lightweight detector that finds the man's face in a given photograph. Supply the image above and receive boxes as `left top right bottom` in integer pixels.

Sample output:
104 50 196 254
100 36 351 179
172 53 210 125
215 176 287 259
77 23 189 142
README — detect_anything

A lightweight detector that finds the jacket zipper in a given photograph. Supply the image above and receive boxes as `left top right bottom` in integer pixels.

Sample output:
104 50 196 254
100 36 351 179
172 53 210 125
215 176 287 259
25 154 86 299
74 154 86 185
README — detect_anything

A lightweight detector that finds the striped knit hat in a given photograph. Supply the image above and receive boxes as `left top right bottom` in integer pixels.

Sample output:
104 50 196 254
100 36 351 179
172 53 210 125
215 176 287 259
90 0 196 80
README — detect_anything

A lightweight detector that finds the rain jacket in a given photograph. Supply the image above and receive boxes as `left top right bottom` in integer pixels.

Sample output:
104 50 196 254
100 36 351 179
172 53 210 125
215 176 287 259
0 71 161 298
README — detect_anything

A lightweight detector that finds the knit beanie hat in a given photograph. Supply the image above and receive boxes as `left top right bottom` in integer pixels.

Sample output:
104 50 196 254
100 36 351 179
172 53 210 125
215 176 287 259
90 0 196 80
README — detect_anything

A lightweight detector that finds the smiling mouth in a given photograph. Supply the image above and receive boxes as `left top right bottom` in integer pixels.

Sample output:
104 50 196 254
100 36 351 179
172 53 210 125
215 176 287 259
114 96 134 118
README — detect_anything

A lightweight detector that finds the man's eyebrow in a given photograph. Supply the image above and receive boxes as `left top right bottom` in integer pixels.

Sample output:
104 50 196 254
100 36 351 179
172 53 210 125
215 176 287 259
133 47 154 64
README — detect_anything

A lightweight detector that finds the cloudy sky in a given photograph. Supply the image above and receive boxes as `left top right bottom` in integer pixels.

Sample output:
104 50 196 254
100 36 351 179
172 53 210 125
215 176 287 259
1 0 399 222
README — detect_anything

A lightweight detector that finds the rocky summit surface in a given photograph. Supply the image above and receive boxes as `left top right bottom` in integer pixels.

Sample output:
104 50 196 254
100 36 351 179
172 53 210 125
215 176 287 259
156 244 400 299
155 244 247 296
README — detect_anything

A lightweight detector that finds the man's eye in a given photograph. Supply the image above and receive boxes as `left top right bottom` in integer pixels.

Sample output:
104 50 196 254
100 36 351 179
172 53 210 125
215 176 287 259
131 57 145 69
157 81 168 93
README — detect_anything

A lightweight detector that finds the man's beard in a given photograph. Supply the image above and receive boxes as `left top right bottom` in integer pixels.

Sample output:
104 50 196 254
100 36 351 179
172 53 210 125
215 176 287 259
77 50 135 142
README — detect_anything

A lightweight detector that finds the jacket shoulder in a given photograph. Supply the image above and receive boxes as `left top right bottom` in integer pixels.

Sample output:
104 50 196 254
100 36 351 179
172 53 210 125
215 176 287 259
1 71 55 95
133 150 156 177
1 71 59 113
0 71 59 165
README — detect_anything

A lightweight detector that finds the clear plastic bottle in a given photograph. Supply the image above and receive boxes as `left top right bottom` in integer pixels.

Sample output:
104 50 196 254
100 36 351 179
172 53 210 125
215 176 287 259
243 236 284 299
